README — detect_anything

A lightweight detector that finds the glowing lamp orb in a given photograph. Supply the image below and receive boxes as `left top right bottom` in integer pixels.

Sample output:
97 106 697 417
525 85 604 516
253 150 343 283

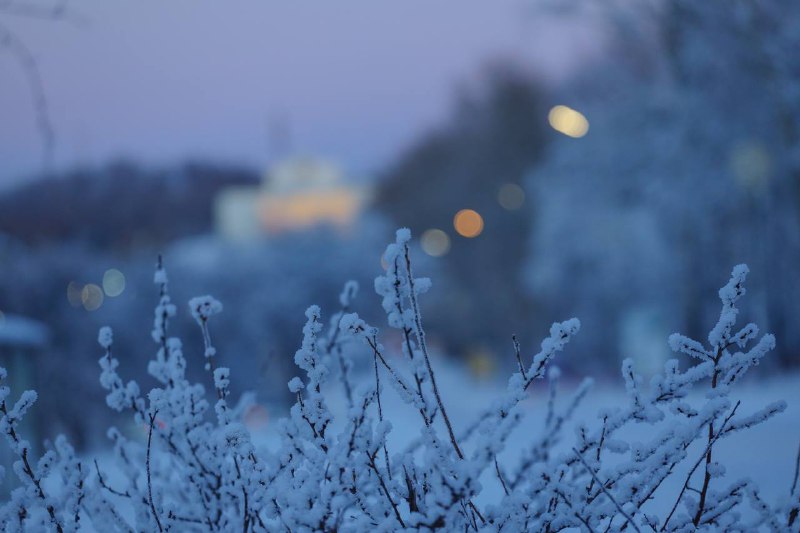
453 209 484 238
548 105 589 138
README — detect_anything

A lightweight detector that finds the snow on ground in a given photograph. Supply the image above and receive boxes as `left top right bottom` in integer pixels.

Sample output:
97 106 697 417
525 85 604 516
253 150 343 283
252 355 800 517
87 353 799 528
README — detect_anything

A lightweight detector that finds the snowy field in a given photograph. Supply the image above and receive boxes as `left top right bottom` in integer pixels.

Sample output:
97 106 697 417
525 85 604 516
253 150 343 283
252 357 800 518
77 339 798 531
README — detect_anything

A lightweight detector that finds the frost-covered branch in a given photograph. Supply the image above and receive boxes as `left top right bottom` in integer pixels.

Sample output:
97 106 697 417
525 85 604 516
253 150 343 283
0 231 792 531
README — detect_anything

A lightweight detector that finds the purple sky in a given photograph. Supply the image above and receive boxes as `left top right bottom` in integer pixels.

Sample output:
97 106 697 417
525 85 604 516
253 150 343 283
0 1 602 184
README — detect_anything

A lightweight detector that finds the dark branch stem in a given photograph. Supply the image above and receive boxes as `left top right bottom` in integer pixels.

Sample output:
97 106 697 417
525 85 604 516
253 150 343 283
402 244 463 459
573 448 641 533
0 400 64 533
692 348 722 525
94 459 131 498
791 439 800 496
372 345 392 479
662 401 740 531
366 451 405 528
512 334 527 381
495 456 509 496
146 411 164 532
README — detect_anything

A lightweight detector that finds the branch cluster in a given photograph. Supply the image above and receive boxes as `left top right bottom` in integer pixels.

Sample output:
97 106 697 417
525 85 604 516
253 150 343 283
0 231 795 531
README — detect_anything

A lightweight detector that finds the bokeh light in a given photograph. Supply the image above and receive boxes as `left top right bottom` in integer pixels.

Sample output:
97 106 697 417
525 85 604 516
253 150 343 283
498 183 525 210
467 348 495 379
81 284 104 311
244 404 270 431
453 209 484 238
67 281 83 308
420 229 451 257
730 141 770 190
548 105 589 138
103 268 126 297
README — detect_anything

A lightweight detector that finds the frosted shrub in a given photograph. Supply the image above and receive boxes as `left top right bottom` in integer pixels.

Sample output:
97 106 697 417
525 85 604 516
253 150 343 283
0 230 797 531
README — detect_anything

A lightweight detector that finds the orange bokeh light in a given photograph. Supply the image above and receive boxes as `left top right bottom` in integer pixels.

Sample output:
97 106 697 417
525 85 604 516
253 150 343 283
453 209 484 238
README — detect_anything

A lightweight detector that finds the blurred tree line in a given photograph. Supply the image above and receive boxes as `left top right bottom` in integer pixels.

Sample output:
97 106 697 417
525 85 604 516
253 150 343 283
526 0 800 371
0 161 257 250
375 67 551 363
376 2 800 371
1 0 799 454
0 162 389 449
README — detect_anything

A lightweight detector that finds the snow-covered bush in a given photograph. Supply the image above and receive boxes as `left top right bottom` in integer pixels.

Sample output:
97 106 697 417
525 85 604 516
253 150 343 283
0 229 796 531
0 224 390 446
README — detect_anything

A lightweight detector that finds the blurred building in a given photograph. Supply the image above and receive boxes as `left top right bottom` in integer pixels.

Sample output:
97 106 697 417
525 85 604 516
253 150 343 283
215 157 368 240
0 313 48 495
0 314 48 403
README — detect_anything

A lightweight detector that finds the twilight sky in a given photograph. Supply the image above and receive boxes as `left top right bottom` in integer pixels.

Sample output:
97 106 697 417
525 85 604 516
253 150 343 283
0 1 602 185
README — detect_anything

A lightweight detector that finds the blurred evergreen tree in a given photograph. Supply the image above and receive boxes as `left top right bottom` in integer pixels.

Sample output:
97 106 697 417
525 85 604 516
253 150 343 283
375 66 551 360
0 161 258 251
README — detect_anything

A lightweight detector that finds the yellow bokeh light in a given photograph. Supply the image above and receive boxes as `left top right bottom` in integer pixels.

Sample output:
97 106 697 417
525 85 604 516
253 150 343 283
81 284 104 311
453 209 484 238
498 183 525 210
467 351 496 379
421 229 451 257
103 268 126 297
548 105 589 138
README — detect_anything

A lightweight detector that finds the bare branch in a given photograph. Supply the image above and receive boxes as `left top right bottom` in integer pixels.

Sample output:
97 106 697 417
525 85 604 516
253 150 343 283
146 411 164 532
0 20 54 170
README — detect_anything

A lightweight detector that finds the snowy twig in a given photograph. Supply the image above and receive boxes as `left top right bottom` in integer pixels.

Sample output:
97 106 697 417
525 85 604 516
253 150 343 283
146 411 163 532
573 448 641 533
662 401 741 530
